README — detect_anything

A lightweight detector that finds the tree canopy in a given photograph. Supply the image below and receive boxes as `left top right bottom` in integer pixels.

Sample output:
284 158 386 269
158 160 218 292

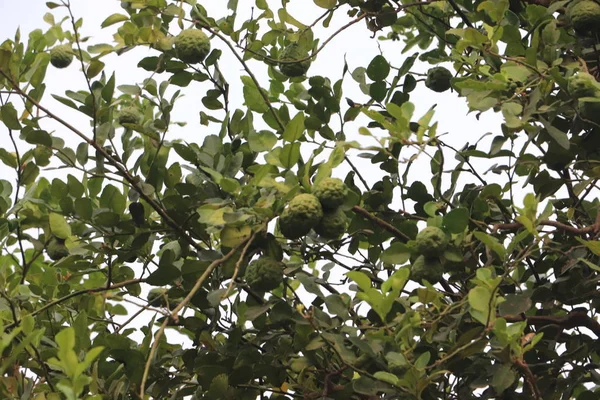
1 0 600 399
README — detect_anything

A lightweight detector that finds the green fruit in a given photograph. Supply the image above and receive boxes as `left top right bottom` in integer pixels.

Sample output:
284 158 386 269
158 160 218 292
314 208 347 239
567 72 600 98
425 66 453 93
578 99 600 123
174 29 211 64
279 194 323 239
410 255 444 284
279 43 311 78
567 0 600 33
312 178 348 210
245 257 284 292
50 44 74 69
415 226 448 257
118 107 140 125
47 237 69 261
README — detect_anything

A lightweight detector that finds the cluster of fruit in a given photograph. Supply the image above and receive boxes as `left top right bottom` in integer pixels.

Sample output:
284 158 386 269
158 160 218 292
279 178 349 240
410 226 449 284
568 71 600 124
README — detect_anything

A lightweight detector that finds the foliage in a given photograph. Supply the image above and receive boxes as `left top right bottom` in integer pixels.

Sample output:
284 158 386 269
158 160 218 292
2 0 600 399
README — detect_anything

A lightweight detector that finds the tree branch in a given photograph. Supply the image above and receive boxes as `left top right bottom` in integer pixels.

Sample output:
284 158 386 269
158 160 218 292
352 205 410 241
139 242 247 398
492 220 599 235
4 279 144 331
503 310 600 338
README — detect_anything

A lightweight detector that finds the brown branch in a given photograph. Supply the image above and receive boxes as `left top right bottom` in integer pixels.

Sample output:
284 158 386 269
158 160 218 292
492 220 599 235
352 205 410 241
514 358 541 399
139 242 247 398
503 310 600 338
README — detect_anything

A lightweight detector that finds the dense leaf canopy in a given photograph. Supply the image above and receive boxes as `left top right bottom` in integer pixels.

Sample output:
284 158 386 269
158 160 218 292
1 0 600 399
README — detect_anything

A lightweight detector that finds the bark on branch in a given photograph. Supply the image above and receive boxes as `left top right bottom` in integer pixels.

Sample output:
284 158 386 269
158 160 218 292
492 220 599 235
503 310 600 338
352 205 410 241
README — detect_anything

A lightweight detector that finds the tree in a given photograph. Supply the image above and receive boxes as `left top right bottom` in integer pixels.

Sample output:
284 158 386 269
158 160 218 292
1 0 600 398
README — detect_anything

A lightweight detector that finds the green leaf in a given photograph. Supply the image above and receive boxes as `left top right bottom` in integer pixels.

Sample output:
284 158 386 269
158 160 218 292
101 72 115 102
314 0 336 8
576 237 600 256
491 364 517 394
24 130 52 147
282 112 305 142
242 76 269 113
498 294 532 316
49 213 71 239
539 117 569 149
366 55 390 82
473 231 505 259
0 103 22 130
346 271 371 292
87 60 104 79
101 13 129 28
443 207 469 233
373 371 399 385
279 142 301 168
380 242 410 265
248 130 277 152
147 263 181 286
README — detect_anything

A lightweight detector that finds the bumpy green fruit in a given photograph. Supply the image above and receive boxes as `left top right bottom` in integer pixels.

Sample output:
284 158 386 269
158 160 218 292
567 0 600 33
314 208 347 239
410 255 444 284
50 44 74 69
245 257 284 292
415 226 448 257
312 178 348 210
279 44 311 78
279 194 323 239
174 29 211 64
425 66 453 93
567 72 600 98
47 237 69 261
118 107 140 125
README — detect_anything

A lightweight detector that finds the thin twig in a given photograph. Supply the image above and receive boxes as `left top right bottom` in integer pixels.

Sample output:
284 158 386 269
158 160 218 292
222 231 259 300
503 310 600 338
4 279 144 330
139 242 248 398
492 220 599 235
352 205 410 241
